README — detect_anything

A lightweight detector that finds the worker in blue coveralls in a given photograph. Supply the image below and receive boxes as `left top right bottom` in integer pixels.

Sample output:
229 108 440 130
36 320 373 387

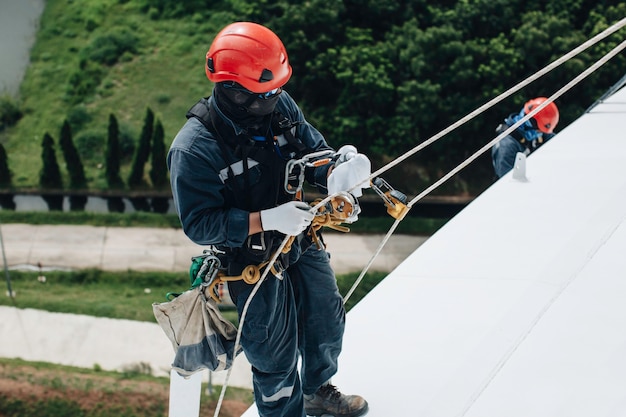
167 22 370 417
491 97 560 178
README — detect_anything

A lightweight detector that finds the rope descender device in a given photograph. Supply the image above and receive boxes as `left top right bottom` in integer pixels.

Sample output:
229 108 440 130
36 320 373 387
308 191 360 249
370 177 409 220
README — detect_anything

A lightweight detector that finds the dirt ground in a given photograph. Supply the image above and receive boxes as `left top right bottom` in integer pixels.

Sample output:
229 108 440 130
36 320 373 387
0 361 251 417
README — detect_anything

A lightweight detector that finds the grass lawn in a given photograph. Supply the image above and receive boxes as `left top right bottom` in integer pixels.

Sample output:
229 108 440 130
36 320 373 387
1 268 387 324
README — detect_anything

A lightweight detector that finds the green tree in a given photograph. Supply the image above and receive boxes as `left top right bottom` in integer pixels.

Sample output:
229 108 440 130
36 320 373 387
105 114 124 188
149 118 168 189
0 143 12 188
311 27 396 155
59 119 87 189
256 0 346 102
40 132 64 211
128 107 154 188
40 133 63 189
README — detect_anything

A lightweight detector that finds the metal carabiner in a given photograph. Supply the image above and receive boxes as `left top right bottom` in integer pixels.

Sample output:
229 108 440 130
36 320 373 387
284 149 336 194
193 253 222 288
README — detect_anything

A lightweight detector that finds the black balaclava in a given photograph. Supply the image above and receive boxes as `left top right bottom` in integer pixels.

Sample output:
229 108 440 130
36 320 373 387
213 82 281 132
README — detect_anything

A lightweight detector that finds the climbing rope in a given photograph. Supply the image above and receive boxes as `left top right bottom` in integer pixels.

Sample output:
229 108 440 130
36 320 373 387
343 33 626 305
212 16 626 417
214 192 358 417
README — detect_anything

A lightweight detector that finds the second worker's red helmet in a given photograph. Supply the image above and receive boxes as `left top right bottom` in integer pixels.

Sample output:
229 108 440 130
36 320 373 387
524 97 559 134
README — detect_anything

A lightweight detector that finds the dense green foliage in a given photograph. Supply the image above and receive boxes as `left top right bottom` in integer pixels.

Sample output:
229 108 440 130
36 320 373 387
1 0 624 196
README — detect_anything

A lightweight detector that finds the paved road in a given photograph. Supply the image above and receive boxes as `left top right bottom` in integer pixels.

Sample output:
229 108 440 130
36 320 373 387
0 224 428 389
2 224 427 275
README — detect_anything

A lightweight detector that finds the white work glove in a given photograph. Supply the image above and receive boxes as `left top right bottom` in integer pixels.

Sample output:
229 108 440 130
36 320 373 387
334 145 358 165
260 201 314 236
327 152 372 198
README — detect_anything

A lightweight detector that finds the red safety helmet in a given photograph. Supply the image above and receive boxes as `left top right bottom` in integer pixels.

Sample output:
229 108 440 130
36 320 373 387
205 22 292 93
524 97 559 134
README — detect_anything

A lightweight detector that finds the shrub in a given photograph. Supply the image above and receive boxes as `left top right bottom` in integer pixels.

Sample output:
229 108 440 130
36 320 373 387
81 28 138 66
66 105 92 130
65 60 104 104
74 129 105 161
0 95 22 131
155 93 170 104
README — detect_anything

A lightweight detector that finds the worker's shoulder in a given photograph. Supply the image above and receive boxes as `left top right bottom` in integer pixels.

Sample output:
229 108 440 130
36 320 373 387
170 118 218 153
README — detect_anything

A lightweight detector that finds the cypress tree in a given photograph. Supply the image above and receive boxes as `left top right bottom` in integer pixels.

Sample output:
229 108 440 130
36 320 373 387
128 107 154 188
105 113 124 188
149 118 168 189
40 132 64 210
40 132 63 189
59 119 87 189
0 143 12 188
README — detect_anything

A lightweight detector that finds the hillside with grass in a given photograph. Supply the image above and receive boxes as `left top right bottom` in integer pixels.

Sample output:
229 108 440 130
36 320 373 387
3 0 227 191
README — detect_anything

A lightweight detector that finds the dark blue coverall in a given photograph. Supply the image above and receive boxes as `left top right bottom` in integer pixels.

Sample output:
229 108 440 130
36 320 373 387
167 90 345 417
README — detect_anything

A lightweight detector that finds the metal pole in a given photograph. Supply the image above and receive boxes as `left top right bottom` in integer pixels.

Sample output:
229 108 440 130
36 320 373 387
0 221 15 301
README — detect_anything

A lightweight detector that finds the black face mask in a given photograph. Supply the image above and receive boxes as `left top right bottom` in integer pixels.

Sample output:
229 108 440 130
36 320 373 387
214 82 281 130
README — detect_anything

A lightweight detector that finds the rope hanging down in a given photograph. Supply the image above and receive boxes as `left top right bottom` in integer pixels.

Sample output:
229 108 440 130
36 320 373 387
212 16 626 417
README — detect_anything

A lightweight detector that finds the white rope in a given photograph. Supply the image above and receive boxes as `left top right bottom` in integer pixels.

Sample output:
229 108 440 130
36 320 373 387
212 236 289 417
308 16 626 231
368 16 626 182
409 38 626 207
212 17 626 416
342 21 626 305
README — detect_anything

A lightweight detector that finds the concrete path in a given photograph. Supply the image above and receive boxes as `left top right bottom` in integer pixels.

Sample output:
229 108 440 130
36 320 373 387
0 224 428 389
1 224 427 274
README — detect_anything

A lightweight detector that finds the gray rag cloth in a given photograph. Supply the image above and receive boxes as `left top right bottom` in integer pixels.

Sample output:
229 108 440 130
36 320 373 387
152 287 240 376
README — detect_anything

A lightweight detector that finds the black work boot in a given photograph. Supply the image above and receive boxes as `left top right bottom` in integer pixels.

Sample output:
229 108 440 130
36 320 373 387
303 383 368 417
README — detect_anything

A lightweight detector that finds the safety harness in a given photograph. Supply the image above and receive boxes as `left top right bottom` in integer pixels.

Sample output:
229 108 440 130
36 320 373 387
495 113 548 154
183 98 360 302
